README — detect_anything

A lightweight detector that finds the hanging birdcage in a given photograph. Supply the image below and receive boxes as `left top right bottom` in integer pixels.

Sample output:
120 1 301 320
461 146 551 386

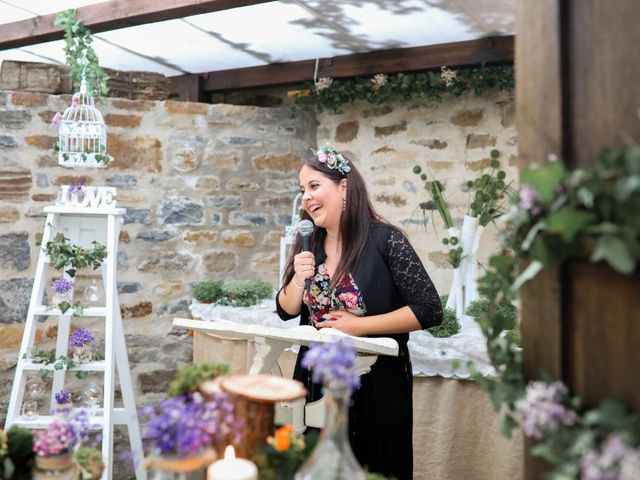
57 80 109 168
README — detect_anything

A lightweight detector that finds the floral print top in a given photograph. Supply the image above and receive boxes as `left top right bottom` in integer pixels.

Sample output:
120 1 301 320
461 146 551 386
303 263 367 325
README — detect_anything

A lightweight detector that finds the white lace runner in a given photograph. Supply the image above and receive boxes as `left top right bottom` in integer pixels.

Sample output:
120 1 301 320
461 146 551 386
189 300 494 378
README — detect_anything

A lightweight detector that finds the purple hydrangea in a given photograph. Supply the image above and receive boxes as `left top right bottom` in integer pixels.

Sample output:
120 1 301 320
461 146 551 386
139 391 242 457
54 389 72 405
581 434 633 480
301 339 360 392
69 328 95 348
519 184 541 215
51 277 74 294
68 181 85 197
515 380 576 439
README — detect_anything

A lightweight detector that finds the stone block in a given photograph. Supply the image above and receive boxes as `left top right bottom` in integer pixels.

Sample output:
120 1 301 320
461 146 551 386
255 196 293 208
123 209 152 225
229 211 268 227
117 282 141 294
466 158 493 171
0 233 29 271
222 230 255 247
335 121 359 142
156 298 191 317
121 301 153 318
0 277 32 323
165 101 209 115
52 175 91 186
251 251 279 271
138 368 177 394
137 253 193 272
11 92 48 106
0 136 17 149
194 176 221 192
375 193 407 207
37 110 59 124
24 135 56 150
265 178 298 194
205 151 241 170
374 121 407 138
362 106 392 118
182 230 218 245
207 195 243 209
0 206 19 223
450 109 484 127
0 110 31 129
136 230 174 242
252 153 301 173
202 251 238 273
36 173 48 187
0 325 42 349
154 280 184 298
466 134 497 149
171 147 200 172
411 139 448 149
159 197 204 225
371 146 395 155
105 175 137 188
228 137 261 146
105 113 141 128
111 99 156 111
107 133 162 173
31 193 56 202
226 179 260 191
428 252 452 269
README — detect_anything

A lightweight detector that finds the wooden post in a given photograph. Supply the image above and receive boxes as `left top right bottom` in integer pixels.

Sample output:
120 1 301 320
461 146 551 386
516 1 640 478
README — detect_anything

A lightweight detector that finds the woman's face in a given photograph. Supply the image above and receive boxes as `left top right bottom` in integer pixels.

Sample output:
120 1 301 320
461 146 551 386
299 165 346 232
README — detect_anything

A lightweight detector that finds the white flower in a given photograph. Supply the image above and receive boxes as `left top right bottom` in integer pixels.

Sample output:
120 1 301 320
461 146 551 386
441 66 457 87
315 77 333 91
371 73 388 91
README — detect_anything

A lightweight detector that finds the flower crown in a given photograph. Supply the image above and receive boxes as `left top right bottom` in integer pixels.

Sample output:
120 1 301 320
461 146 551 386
312 143 351 176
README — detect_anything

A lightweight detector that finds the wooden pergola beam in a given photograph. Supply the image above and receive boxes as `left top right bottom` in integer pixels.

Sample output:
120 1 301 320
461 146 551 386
0 0 277 51
186 35 513 92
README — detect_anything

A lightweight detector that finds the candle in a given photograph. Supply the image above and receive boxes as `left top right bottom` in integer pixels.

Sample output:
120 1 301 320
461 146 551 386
207 446 257 480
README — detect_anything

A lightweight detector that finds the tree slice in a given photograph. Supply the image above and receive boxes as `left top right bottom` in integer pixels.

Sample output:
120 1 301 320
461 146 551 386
219 374 306 403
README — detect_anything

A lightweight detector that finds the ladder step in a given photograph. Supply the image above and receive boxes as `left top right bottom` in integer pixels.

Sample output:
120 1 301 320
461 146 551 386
33 306 107 317
9 409 128 429
21 360 106 372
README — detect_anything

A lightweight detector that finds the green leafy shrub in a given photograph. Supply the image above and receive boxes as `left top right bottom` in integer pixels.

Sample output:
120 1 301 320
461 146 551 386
2 427 34 479
167 362 230 398
465 299 520 346
192 280 223 304
426 296 460 337
219 280 274 307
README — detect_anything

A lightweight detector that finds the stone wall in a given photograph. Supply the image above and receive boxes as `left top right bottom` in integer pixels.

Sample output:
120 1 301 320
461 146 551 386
0 88 516 451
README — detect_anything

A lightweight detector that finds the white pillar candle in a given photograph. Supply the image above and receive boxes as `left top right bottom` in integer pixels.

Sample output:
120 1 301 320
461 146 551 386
207 446 257 480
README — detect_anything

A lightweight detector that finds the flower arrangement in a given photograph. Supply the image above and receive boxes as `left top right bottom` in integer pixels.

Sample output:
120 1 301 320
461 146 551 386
252 424 317 480
68 181 85 200
313 142 351 176
469 143 640 478
40 234 107 278
52 277 74 296
33 420 77 456
69 328 95 348
465 150 513 227
301 339 360 392
139 391 241 458
55 390 72 405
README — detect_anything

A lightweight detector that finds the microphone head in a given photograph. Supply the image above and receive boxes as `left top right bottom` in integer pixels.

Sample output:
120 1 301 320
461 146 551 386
297 219 314 237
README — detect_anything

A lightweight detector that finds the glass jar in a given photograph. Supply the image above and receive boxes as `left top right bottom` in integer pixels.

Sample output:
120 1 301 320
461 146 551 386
295 387 365 480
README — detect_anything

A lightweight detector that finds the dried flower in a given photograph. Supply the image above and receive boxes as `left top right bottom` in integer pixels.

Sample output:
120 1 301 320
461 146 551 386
301 339 360 392
52 277 74 294
51 112 62 125
441 66 457 87
139 392 242 457
55 389 72 405
370 73 388 92
519 184 541 215
315 77 333 91
69 328 95 348
515 381 576 440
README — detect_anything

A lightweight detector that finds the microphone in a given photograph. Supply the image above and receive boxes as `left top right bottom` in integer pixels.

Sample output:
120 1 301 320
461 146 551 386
297 219 314 252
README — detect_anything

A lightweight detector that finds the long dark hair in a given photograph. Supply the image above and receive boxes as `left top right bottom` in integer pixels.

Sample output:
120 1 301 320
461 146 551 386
282 154 386 289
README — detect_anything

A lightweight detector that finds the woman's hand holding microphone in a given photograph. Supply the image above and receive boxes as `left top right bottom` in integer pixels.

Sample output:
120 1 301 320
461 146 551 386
292 251 315 289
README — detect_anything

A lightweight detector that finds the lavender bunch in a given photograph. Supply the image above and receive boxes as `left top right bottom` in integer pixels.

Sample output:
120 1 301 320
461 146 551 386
580 434 640 480
55 389 72 405
301 339 360 392
52 277 74 294
139 391 241 458
515 381 577 439
69 328 95 348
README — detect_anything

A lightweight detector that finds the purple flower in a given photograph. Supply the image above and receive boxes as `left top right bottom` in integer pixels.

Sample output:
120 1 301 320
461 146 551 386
68 181 85 197
69 328 95 348
33 420 76 456
51 277 74 294
581 434 632 480
620 448 640 480
139 392 242 457
301 339 360 392
519 184 541 215
55 389 72 405
51 112 62 125
515 381 576 439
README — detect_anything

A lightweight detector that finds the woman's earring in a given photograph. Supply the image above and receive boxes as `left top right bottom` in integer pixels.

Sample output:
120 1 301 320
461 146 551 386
342 198 346 212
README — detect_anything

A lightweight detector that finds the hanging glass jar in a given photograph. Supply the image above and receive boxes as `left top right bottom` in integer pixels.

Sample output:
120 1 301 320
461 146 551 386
295 387 365 480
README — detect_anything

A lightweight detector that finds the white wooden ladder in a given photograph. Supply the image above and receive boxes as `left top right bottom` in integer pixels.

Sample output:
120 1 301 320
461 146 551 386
4 186 146 480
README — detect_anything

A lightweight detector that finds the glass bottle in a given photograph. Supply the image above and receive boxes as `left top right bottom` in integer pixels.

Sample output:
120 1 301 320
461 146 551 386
295 387 365 480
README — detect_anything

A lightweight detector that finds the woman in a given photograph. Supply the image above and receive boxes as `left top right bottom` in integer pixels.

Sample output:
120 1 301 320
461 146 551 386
276 145 443 480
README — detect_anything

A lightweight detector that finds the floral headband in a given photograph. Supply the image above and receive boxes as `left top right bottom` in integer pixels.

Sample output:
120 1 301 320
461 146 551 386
312 142 351 176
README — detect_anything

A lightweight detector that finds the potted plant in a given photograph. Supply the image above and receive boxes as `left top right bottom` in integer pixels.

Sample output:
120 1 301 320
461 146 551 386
192 280 223 304
69 328 96 363
53 389 73 419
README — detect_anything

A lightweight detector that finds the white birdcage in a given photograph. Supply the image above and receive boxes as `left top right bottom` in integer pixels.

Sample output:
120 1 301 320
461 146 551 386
57 79 109 168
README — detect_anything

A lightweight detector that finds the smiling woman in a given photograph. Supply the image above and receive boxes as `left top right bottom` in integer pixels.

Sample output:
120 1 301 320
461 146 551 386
276 144 444 480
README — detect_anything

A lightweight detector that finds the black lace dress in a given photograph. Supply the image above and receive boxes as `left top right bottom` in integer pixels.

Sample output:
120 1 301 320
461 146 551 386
276 223 443 480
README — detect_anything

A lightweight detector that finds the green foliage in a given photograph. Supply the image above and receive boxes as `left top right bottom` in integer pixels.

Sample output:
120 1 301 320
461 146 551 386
57 300 84 317
465 299 519 346
54 9 109 96
74 446 104 479
167 362 230 398
39 234 107 278
26 347 101 380
294 64 514 113
192 280 223 304
194 280 274 307
2 427 35 480
252 429 318 480
426 296 460 337
466 150 514 226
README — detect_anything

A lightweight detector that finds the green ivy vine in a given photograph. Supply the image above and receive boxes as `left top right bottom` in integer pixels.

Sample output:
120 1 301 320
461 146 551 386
294 64 514 113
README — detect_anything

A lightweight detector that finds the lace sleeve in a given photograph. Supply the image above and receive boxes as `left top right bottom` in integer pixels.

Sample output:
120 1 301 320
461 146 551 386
385 228 443 329
275 286 301 320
